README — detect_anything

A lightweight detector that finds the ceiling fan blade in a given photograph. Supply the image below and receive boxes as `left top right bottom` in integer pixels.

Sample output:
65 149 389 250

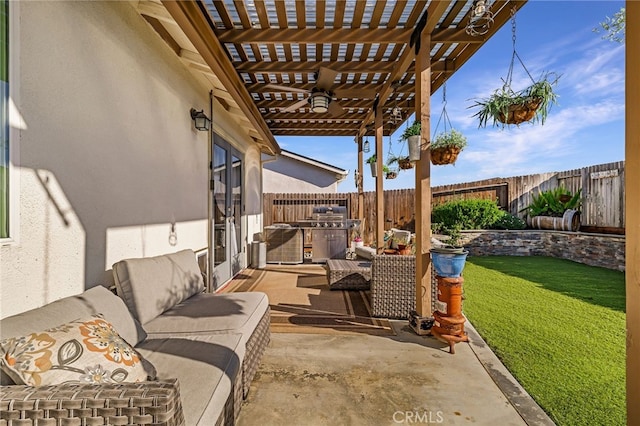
265 83 309 94
315 67 338 91
282 98 310 112
328 100 344 116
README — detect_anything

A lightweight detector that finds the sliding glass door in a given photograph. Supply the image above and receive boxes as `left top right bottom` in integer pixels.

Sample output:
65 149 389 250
211 134 243 290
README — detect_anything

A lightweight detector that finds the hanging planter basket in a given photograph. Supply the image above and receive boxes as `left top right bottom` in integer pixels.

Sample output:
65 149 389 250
398 158 414 170
431 146 462 166
385 171 398 180
496 97 542 125
470 8 559 128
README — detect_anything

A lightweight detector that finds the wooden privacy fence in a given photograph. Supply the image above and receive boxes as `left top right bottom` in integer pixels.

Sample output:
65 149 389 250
264 161 625 243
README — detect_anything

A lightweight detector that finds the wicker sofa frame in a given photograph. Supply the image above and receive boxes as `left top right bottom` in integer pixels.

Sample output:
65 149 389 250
0 379 185 426
370 254 438 319
0 313 270 426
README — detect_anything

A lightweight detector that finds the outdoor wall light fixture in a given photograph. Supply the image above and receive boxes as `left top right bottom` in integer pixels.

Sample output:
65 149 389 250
309 92 330 113
190 108 211 131
466 0 494 36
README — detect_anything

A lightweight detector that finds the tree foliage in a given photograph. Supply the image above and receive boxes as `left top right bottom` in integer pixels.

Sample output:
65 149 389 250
594 7 625 43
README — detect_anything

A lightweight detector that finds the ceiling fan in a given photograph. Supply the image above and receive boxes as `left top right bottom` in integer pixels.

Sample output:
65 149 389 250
265 67 344 116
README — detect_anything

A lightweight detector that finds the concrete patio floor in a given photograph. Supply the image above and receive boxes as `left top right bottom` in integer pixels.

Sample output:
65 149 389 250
234 266 555 426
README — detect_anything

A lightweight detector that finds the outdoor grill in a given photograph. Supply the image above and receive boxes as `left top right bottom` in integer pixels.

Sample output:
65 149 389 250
295 207 361 263
297 206 360 229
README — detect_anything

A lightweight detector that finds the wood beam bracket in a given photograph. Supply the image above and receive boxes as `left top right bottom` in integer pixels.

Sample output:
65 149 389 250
409 10 429 54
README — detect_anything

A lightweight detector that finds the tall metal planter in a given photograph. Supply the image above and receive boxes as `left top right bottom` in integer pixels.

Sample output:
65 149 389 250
407 135 421 161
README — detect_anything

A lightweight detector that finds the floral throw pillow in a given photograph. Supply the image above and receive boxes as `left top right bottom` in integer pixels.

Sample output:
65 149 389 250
0 315 153 386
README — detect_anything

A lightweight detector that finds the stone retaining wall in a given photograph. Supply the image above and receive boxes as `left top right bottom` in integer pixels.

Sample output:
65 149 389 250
459 230 625 272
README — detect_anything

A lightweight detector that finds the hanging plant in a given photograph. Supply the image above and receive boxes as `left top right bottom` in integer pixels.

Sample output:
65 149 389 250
387 155 414 170
399 120 421 141
471 72 560 127
431 129 467 165
469 8 560 128
431 83 467 166
385 168 398 180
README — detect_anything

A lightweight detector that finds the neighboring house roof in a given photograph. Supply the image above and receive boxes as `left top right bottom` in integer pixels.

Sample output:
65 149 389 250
278 149 348 181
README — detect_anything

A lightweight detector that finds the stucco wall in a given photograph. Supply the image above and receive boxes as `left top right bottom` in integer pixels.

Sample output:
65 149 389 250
0 1 260 318
263 156 341 193
460 230 625 272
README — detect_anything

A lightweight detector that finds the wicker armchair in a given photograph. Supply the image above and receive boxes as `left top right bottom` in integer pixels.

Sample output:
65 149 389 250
0 379 184 426
370 254 437 319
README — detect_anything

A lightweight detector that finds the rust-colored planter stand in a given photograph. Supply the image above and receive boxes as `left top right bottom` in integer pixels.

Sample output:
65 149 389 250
431 276 468 354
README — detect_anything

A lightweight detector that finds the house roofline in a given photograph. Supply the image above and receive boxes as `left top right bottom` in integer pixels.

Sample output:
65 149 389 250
279 149 348 178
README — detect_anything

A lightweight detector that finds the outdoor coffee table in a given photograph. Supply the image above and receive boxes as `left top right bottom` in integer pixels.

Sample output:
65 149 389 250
326 259 372 290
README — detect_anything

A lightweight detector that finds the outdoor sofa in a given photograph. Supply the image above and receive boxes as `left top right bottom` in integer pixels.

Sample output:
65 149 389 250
0 249 270 425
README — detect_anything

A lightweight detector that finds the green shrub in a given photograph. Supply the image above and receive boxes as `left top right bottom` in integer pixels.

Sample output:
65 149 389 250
431 199 504 230
492 211 526 230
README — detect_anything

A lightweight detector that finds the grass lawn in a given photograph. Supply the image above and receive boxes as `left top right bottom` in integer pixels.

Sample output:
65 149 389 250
462 256 625 426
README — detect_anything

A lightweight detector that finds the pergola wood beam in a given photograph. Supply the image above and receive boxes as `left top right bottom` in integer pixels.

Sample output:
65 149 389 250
162 0 279 154
263 111 370 120
247 82 423 96
215 28 413 44
235 59 454 75
218 27 485 45
357 0 451 136
235 61 396 74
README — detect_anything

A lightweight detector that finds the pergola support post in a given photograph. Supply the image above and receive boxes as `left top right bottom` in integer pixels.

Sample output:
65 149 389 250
627 1 639 423
375 104 384 253
413 30 432 321
357 135 364 226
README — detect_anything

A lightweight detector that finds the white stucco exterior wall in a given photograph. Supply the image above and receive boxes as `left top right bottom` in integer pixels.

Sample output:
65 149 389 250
0 1 262 318
263 155 345 193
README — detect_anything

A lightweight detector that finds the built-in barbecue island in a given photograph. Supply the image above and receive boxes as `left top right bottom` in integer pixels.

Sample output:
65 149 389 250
264 206 361 264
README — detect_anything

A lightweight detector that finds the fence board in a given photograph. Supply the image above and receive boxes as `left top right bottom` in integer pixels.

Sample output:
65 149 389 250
264 161 625 244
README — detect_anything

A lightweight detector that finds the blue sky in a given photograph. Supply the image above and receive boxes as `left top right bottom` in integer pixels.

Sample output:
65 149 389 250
275 0 625 193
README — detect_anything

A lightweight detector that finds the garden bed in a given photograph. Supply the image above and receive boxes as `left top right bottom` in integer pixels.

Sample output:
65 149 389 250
458 230 625 271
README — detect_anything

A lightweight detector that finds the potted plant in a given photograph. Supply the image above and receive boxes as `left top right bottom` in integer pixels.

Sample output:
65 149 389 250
387 155 414 170
470 72 560 128
366 154 377 177
520 187 582 231
384 166 397 180
399 120 422 161
431 129 467 165
430 224 468 277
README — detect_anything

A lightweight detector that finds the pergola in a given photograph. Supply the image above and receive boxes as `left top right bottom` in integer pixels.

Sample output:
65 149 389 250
167 0 528 321
141 1 638 422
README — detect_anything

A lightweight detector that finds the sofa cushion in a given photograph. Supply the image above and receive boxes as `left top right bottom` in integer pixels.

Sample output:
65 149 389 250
0 315 153 386
112 249 205 325
355 245 376 260
136 334 242 426
143 292 268 349
0 286 146 347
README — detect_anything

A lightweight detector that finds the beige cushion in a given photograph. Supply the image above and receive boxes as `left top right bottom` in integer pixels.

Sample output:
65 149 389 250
355 245 376 260
136 334 242 425
112 249 205 325
0 315 153 386
0 285 146 347
143 292 268 349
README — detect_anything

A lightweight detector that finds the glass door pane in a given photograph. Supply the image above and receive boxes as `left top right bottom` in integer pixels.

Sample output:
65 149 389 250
213 144 227 268
231 154 242 275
